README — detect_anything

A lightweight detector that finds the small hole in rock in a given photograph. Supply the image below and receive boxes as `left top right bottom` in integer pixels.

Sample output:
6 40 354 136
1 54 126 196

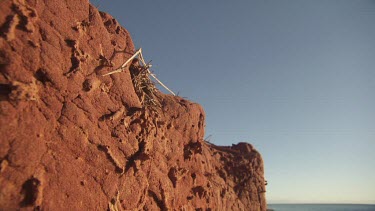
34 68 50 84
20 178 40 207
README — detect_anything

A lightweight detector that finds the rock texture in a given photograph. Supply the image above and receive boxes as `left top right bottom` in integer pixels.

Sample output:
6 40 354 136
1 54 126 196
0 0 266 210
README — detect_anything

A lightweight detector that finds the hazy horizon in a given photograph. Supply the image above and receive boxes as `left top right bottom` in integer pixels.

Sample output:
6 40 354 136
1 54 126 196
94 0 375 204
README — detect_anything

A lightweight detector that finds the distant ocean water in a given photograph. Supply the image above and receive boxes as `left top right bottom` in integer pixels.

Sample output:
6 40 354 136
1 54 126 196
267 204 375 211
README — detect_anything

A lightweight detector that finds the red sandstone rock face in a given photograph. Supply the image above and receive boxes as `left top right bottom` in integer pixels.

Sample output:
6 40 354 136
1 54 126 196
0 0 266 210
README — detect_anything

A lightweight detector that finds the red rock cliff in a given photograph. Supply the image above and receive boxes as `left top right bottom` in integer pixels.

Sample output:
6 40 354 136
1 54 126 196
0 0 267 210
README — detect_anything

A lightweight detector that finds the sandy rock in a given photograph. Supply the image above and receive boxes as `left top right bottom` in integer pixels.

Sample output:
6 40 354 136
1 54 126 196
0 0 266 210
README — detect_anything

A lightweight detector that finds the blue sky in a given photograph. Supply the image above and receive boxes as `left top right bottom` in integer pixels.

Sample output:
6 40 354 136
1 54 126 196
94 0 375 204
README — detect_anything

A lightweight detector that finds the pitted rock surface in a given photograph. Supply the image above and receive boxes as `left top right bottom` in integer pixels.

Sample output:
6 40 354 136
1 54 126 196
0 0 266 210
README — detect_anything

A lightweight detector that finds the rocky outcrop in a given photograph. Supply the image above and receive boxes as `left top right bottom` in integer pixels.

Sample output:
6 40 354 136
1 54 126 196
0 0 266 210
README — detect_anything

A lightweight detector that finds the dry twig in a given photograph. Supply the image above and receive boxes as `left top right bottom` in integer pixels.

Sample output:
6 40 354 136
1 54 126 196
102 48 175 96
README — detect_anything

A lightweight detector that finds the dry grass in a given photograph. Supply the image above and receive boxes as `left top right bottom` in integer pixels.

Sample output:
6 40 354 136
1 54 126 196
131 66 161 109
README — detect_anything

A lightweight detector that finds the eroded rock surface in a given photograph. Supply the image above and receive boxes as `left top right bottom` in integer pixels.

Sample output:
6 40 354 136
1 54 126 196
0 0 266 210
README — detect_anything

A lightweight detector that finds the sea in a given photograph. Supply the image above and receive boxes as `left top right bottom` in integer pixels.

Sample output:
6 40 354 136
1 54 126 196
267 204 375 211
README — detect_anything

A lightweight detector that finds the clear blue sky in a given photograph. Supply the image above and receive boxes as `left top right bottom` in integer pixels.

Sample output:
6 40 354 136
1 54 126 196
94 0 375 204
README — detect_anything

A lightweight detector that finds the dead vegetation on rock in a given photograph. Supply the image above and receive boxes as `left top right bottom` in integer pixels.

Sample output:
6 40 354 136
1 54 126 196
0 0 266 210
